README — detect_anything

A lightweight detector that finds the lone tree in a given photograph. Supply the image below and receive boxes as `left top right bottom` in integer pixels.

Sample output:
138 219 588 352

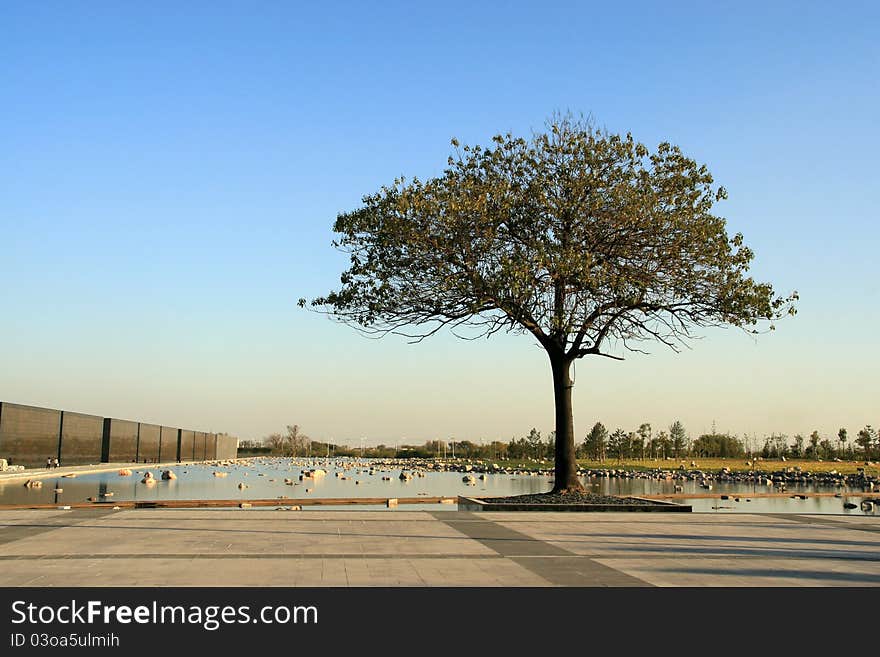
303 116 797 493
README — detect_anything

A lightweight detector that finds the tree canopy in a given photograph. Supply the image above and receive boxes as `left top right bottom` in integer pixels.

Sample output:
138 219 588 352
304 116 796 362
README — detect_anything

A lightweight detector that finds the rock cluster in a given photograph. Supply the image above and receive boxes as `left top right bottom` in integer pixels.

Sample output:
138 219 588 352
356 457 879 490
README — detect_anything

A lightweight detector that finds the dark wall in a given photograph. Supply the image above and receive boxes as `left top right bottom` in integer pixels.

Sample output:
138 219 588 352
216 434 238 460
60 411 104 465
194 431 207 461
106 418 139 462
159 426 179 462
138 423 161 463
0 403 61 468
179 429 195 461
0 400 230 467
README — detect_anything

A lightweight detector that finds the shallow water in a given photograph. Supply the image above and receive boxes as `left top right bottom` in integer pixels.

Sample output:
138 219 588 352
1 458 876 515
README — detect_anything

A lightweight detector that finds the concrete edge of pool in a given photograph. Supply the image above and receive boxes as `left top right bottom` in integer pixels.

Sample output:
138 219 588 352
457 495 693 512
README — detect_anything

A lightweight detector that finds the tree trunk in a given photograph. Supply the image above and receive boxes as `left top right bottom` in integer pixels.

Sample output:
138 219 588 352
549 353 584 493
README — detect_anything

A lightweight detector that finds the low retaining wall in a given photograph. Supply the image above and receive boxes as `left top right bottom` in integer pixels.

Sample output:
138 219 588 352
457 496 692 512
0 496 459 511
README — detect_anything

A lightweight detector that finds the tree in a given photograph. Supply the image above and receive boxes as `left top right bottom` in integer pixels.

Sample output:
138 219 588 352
856 425 875 460
584 421 608 461
508 436 529 459
266 432 284 454
656 430 671 459
693 432 744 458
304 115 797 493
608 429 627 463
489 440 508 460
625 432 637 460
670 421 688 458
809 431 820 461
637 423 652 460
742 433 755 457
526 427 543 460
773 434 789 460
285 424 309 457
838 428 848 460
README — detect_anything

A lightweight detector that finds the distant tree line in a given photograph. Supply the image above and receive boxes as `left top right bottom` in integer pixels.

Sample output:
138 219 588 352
578 421 691 462
243 422 878 462
758 426 877 461
578 422 878 462
245 425 337 458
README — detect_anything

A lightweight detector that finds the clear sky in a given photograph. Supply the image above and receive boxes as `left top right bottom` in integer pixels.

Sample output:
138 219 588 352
1 1 877 446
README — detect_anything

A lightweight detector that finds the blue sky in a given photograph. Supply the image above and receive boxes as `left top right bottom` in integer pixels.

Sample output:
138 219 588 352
1 1 877 445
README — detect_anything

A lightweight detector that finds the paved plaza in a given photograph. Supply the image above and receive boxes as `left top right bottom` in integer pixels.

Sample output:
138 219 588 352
1 508 879 586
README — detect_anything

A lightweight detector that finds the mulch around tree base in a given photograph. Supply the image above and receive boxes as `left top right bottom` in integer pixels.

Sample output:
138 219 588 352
481 491 657 505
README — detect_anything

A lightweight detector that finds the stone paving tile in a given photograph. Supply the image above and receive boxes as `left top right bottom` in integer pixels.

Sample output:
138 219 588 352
318 560 350 586
495 514 880 560
407 558 549 587
0 509 117 548
0 556 537 587
797 514 880 530
0 514 494 557
0 510 68 523
0 568 53 586
0 558 318 587
596 557 880 587
344 557 426 586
